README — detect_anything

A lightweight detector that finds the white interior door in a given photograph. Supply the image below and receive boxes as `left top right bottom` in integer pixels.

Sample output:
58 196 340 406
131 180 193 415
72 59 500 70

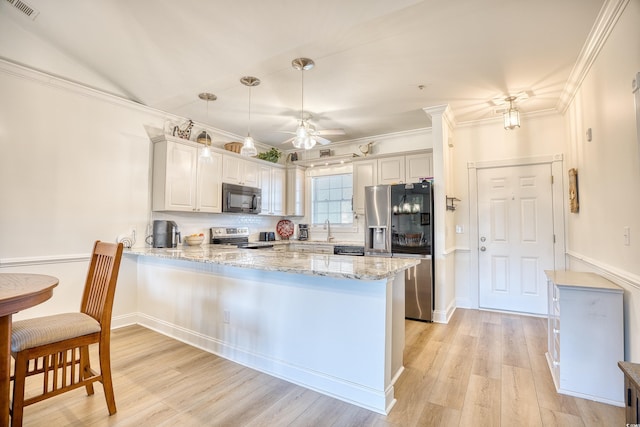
477 163 555 315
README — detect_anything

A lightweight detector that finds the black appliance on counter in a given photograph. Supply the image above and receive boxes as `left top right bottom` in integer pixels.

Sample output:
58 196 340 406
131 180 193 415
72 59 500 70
259 231 276 241
364 181 434 322
333 245 365 256
210 227 273 249
298 224 309 241
152 220 181 248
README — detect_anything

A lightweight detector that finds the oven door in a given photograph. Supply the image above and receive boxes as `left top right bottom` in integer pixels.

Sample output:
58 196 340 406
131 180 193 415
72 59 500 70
223 183 261 214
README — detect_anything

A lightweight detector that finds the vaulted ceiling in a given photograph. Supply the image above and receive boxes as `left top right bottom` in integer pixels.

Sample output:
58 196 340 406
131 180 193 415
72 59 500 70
0 0 605 146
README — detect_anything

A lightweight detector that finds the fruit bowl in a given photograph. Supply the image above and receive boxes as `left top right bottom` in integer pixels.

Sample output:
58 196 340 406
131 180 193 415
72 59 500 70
184 234 205 246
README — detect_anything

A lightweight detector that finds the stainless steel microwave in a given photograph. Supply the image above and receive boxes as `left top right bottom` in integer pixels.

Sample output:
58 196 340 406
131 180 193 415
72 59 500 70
222 183 262 214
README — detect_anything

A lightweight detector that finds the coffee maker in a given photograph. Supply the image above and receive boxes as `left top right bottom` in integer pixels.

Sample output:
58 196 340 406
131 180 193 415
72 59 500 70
152 220 181 248
298 224 309 241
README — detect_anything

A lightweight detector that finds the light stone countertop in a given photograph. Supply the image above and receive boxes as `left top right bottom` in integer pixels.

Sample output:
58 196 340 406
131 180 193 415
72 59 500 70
125 244 416 281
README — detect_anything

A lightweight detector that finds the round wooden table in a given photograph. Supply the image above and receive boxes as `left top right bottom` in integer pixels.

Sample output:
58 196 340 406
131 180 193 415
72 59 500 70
0 273 58 427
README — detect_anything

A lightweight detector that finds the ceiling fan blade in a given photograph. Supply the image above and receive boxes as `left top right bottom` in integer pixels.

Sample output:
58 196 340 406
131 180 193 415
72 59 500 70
315 129 345 136
278 130 296 135
281 136 295 144
315 136 332 145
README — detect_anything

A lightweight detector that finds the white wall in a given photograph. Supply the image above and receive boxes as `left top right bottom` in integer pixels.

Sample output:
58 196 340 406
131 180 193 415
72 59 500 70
562 0 640 360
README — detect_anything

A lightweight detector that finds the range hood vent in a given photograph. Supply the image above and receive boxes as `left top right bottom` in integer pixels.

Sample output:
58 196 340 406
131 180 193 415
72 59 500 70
5 0 39 20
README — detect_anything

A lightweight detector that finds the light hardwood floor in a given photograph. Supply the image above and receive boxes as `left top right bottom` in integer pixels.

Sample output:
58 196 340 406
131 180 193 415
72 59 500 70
16 309 624 426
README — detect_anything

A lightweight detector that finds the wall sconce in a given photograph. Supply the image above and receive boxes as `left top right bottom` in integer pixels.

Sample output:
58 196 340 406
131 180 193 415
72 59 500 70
503 96 520 130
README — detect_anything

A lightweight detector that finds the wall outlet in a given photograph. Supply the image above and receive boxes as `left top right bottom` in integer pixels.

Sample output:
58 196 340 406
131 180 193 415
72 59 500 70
223 310 230 324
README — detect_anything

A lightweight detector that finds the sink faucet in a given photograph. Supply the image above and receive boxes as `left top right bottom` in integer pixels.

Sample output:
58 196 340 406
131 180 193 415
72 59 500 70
324 219 334 242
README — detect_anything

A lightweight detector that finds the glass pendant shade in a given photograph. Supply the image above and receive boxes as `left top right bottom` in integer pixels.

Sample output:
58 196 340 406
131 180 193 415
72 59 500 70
503 97 520 130
240 76 260 157
241 135 257 156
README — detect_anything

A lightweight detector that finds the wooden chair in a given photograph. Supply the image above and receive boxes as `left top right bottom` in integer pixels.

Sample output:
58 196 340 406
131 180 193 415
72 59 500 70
9 241 124 426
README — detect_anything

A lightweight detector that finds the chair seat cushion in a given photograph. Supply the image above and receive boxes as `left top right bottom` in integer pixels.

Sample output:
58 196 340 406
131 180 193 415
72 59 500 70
11 312 101 352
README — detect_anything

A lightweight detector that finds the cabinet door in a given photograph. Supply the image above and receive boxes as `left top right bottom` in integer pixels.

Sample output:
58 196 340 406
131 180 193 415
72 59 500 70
353 160 377 214
378 156 405 185
271 168 286 216
405 153 432 183
222 154 242 184
242 161 260 188
196 151 222 213
164 141 197 211
287 167 305 216
259 165 272 214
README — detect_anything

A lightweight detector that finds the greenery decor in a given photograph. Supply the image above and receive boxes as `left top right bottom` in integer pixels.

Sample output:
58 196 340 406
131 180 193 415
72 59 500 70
256 147 282 163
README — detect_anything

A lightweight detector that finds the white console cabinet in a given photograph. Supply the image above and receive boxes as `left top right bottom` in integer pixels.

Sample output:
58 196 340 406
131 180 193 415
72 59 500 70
545 270 624 406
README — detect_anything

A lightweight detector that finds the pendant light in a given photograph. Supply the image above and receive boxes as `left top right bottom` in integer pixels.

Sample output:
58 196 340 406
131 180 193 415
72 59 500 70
240 76 260 157
503 96 520 130
198 92 217 160
291 58 316 150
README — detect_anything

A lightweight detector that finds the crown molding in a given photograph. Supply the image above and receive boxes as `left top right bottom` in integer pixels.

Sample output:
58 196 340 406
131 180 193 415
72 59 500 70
0 57 251 146
556 0 630 113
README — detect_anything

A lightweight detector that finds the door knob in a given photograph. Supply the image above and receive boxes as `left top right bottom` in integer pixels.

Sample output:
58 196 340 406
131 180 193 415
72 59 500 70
480 246 486 251
480 236 486 242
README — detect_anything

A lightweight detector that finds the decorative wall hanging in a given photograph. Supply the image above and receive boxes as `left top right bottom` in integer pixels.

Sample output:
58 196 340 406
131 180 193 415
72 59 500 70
568 168 579 213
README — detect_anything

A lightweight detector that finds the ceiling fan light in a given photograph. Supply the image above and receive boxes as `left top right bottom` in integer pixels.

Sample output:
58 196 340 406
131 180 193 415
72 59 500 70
241 136 257 156
303 137 316 150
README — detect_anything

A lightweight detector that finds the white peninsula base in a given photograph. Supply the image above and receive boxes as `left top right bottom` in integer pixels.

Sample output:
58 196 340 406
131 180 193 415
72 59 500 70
133 256 406 414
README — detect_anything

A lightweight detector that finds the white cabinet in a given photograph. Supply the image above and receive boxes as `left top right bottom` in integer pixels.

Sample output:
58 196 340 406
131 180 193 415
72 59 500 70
352 152 432 214
260 165 285 216
378 156 405 185
405 152 432 182
378 153 432 185
152 138 222 213
545 270 624 406
222 154 260 187
353 160 377 215
288 243 333 254
286 166 305 216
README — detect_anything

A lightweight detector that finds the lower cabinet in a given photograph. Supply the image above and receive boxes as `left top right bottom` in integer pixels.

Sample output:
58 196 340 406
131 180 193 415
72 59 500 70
545 270 624 406
288 243 333 254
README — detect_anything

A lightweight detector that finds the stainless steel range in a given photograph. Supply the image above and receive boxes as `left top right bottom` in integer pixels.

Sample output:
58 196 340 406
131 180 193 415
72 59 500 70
209 227 274 249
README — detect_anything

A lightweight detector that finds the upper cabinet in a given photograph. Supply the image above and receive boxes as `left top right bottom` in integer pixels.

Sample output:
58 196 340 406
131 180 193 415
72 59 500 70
286 166 305 216
222 154 260 188
405 153 432 183
152 137 222 213
352 151 432 214
353 159 378 215
260 165 286 216
378 153 432 185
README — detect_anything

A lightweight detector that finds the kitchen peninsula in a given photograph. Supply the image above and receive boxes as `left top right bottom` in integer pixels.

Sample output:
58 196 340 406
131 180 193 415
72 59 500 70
125 245 418 414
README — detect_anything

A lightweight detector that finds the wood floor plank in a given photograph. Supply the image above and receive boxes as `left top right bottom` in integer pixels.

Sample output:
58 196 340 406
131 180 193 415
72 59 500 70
501 364 543 426
458 374 501 427
16 309 625 426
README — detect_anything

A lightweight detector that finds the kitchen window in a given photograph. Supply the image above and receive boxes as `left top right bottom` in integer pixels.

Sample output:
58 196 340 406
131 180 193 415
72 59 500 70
310 173 353 226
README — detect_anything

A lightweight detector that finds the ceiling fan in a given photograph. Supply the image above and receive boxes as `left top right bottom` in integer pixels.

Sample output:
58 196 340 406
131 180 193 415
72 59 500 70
281 58 345 149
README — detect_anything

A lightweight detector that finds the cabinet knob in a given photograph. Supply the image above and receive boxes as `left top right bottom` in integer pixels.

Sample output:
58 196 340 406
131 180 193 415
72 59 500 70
480 246 486 251
553 328 560 334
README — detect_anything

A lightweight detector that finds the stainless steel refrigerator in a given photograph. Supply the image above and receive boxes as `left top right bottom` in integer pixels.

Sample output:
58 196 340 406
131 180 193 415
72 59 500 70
365 182 434 322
